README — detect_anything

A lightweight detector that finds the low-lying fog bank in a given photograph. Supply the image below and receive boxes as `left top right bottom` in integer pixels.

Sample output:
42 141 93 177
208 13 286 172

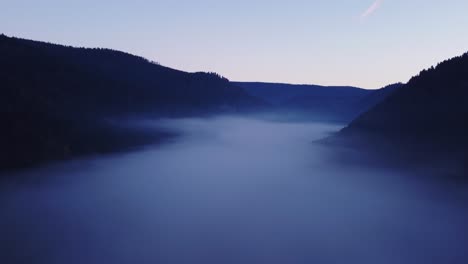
1 116 467 264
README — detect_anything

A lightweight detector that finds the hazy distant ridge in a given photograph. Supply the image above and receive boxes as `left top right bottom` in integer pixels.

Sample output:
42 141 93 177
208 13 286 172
236 82 401 123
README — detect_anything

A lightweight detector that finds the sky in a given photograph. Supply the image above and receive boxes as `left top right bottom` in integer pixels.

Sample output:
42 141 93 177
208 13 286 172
1 0 468 89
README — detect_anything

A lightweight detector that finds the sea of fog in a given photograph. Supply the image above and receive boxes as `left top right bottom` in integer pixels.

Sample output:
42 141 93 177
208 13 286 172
1 116 468 264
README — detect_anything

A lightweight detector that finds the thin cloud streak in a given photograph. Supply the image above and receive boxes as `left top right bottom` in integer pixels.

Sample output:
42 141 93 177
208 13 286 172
361 0 384 19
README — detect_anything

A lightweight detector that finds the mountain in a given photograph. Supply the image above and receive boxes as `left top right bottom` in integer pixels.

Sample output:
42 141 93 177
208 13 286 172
0 34 264 170
337 53 468 179
1 34 263 118
354 83 403 115
236 82 400 123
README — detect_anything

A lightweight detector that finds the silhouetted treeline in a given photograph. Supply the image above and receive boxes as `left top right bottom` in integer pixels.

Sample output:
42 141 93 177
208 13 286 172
338 52 468 179
0 34 264 170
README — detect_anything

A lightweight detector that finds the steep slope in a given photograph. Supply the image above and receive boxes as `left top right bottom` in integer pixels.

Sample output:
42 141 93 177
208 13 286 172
338 53 468 178
354 83 403 116
0 34 263 170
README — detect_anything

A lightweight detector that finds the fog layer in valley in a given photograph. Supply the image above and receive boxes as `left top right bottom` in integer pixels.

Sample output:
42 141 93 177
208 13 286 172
1 116 468 264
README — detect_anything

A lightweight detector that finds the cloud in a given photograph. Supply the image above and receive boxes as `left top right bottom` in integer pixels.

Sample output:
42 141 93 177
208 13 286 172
360 0 384 19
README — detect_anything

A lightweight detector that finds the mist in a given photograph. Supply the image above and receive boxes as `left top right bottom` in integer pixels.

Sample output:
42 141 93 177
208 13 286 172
1 116 467 264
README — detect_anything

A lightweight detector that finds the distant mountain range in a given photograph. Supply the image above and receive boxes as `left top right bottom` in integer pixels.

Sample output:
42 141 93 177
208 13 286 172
237 82 402 122
337 53 468 179
0 34 264 169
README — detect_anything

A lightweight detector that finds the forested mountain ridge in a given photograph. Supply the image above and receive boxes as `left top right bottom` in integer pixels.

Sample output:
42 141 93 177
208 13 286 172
0 34 263 170
337 52 468 178
1 34 263 118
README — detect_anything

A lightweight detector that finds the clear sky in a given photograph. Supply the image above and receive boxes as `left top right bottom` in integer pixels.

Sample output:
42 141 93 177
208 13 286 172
2 0 468 89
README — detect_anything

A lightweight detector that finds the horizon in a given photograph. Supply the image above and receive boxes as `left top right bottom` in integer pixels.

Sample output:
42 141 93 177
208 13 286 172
4 32 463 91
2 1 468 89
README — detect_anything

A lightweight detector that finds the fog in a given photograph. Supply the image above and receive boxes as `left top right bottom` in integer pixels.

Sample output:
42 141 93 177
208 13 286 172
1 116 468 264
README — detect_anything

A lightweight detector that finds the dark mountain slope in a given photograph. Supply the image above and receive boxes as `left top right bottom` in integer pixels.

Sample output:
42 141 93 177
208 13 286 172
2 34 263 118
354 83 403 115
0 34 263 170
236 82 400 123
337 53 468 178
